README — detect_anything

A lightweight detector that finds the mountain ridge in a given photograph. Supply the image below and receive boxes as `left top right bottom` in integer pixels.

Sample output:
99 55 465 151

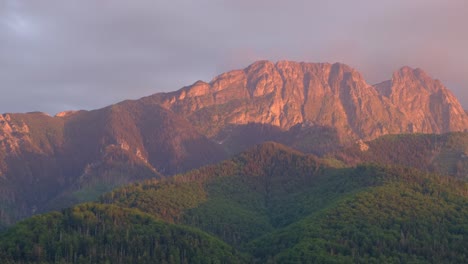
1 60 468 226
142 60 468 140
2 60 467 141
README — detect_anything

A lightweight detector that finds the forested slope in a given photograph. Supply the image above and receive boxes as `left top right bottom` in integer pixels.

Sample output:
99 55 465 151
0 142 467 263
335 132 468 179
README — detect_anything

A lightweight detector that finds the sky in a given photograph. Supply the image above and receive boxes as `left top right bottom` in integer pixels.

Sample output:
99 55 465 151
0 0 467 114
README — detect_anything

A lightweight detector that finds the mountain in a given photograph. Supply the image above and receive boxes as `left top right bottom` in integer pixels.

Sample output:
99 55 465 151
1 60 468 227
1 143 466 263
374 67 467 133
0 102 226 226
145 61 468 142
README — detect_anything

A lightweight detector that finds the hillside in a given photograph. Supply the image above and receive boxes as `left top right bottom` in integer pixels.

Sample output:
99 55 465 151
1 143 466 263
0 203 245 263
334 132 468 179
0 103 225 226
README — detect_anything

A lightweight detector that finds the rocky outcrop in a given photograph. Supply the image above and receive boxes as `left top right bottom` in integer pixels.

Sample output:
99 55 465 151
381 67 468 133
0 114 27 155
147 60 468 140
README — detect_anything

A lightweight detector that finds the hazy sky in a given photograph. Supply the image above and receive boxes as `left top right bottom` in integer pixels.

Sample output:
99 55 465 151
1 0 467 114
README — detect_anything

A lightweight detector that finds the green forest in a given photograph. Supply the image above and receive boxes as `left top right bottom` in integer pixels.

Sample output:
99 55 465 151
0 142 467 263
335 132 468 179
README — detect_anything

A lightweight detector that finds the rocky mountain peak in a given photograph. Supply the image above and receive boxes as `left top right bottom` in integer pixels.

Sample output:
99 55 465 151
381 66 468 133
391 66 441 93
148 60 468 139
329 62 355 75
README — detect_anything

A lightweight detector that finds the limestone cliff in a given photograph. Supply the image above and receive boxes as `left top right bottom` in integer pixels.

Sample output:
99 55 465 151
377 67 468 133
146 60 468 141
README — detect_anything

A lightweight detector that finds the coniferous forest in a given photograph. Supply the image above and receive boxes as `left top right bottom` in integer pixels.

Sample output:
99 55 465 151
0 143 466 263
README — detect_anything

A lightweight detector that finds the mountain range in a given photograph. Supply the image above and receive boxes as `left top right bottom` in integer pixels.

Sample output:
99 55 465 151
1 60 468 227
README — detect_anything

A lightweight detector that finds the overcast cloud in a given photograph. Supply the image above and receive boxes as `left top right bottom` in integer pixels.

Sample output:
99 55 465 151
0 0 467 114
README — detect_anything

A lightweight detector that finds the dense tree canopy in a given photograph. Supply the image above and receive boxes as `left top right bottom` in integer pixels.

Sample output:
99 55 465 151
1 142 467 263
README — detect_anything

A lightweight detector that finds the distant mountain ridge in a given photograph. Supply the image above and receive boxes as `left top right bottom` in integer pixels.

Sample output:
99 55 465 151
0 60 467 226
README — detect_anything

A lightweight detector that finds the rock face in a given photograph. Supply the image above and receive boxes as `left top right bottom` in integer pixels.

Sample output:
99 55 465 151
146 61 468 141
0 102 226 225
0 59 467 226
377 67 468 133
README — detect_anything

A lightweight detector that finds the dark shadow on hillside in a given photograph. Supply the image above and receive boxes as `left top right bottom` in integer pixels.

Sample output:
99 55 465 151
213 122 342 156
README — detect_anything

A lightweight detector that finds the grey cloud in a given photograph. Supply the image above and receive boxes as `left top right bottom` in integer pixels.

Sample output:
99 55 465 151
0 0 467 114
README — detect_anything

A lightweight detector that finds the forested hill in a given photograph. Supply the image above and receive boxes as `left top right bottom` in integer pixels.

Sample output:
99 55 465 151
0 203 245 264
0 142 467 263
335 132 468 179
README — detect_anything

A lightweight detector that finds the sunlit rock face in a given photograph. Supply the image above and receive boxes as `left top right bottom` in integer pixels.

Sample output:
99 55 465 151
148 60 468 141
380 66 468 133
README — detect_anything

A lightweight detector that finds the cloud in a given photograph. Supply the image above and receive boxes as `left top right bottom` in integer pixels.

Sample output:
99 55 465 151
0 0 467 114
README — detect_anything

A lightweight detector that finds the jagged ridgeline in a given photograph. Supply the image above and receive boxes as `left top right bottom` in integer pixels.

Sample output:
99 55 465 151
146 61 468 140
1 143 466 263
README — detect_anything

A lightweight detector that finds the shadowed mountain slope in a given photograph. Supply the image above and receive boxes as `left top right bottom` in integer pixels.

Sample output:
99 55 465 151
0 103 225 226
